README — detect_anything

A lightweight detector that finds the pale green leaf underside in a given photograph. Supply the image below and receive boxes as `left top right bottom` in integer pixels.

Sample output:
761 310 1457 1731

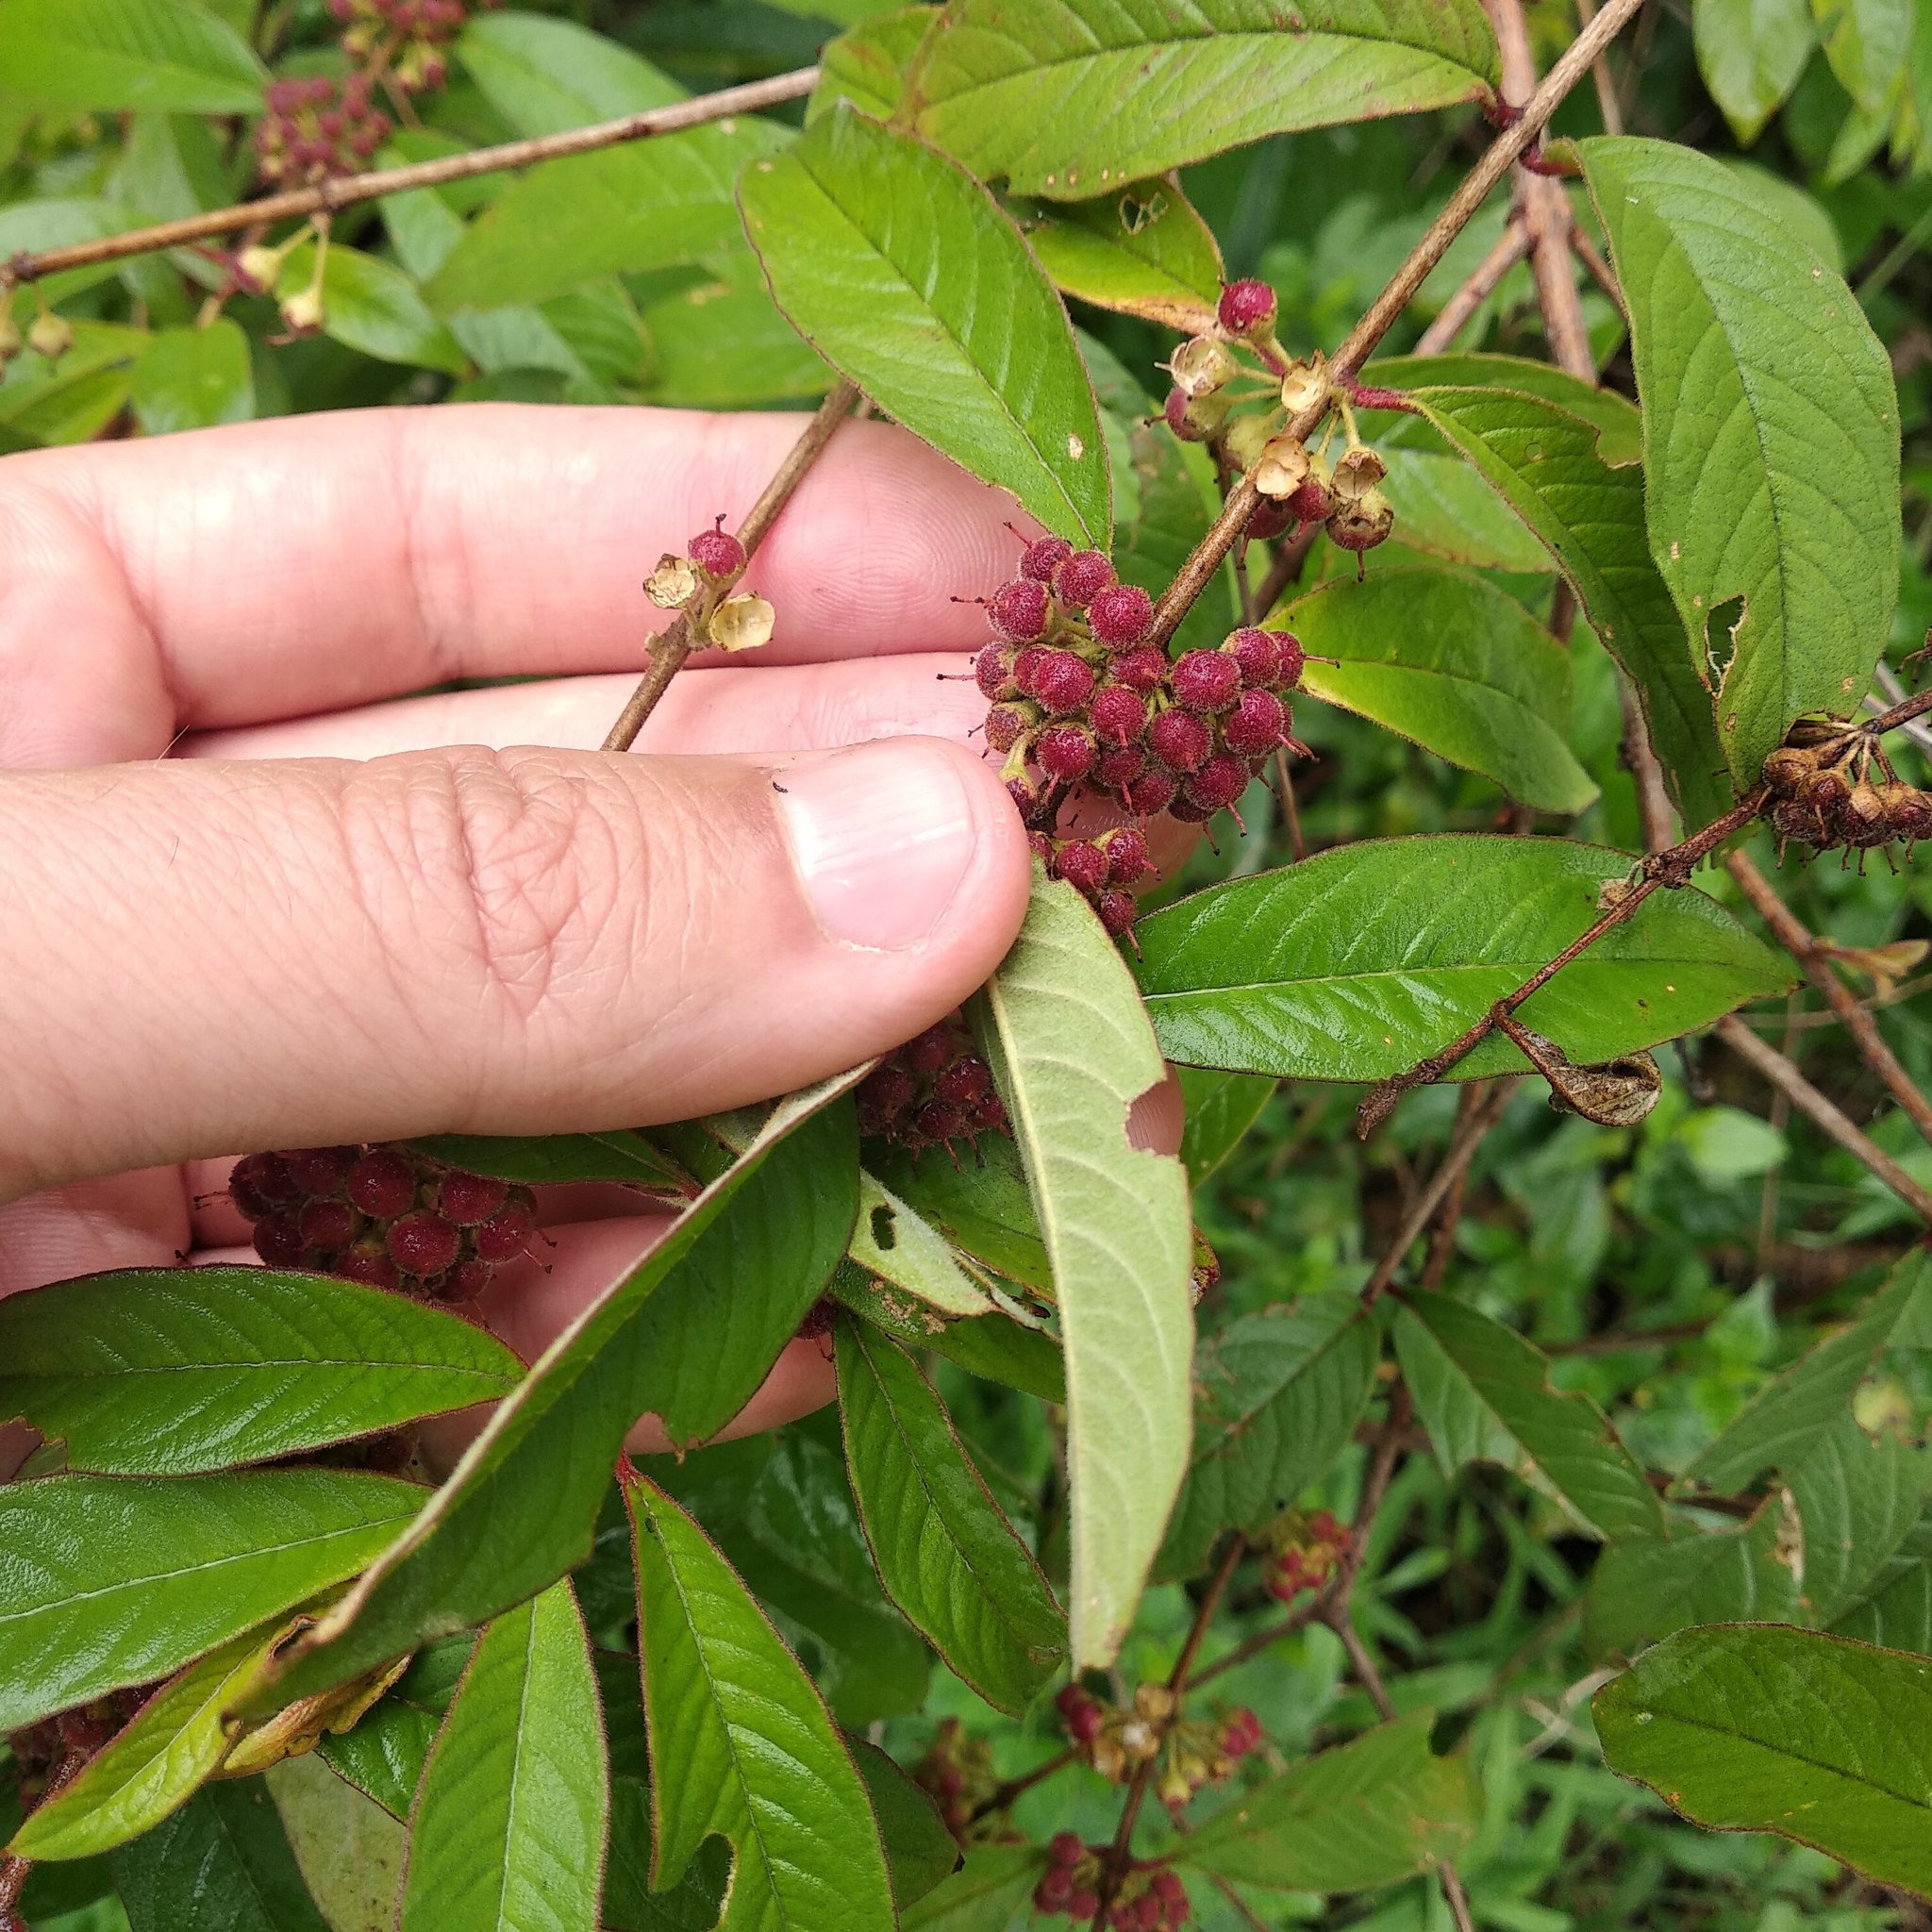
1376 446 1556 575
1021 175 1224 331
0 0 266 113
1693 0 1816 142
850 1171 992 1318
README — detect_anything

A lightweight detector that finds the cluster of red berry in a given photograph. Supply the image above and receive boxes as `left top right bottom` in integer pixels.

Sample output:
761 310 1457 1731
1034 1837 1191 1928
1762 730 1932 867
328 0 494 92
913 1716 998 1840
855 1013 1008 1156
254 75 391 186
1260 1507 1351 1605
1054 1683 1263 1806
228 1144 538 1302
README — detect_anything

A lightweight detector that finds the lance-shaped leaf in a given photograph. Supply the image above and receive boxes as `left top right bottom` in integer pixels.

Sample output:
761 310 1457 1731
1694 0 1816 142
412 1130 684 1191
1285 567 1596 814
1831 1497 1932 1655
833 1268 1068 1403
114 1780 330 1932
1788 1411 1932 1624
1134 836 1790 1085
811 8 938 123
914 0 1500 196
319 1634 476 1822
1407 384 1733 827
1362 353 1643 464
740 103 1109 546
1595 1624 1932 1895
243 1080 857 1714
0 1471 421 1731
1174 1712 1479 1891
850 1171 993 1318
1159 1296 1379 1580
1395 1296 1665 1541
1684 1255 1923 1494
835 1317 1066 1711
1020 176 1224 331
266 1752 408 1932
0 1267 522 1476
625 1472 896 1932
852 1739 959 1908
974 874 1193 1666
1577 137 1899 788
397 1582 608 1932
0 0 267 114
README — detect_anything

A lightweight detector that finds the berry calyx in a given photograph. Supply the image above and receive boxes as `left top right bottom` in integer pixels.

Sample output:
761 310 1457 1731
985 701 1034 755
1168 335 1238 397
1088 583 1155 648
1326 487 1394 557
1217 277 1277 336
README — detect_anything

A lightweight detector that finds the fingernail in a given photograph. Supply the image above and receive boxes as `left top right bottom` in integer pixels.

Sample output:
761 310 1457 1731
779 741 978 951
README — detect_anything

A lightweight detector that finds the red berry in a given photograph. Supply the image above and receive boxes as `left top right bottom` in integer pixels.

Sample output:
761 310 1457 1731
347 1147 418 1219
1153 1868 1187 1905
1163 385 1210 441
1055 1684 1090 1718
1067 1701 1104 1745
914 1098 968 1145
1172 650 1241 713
1223 688 1288 758
990 576 1051 642
1223 628 1281 689
336 1241 400 1290
908 1024 955 1074
1149 708 1213 775
1026 828 1056 864
440 1258 493 1302
935 1056 991 1105
1021 534 1073 583
1053 550 1116 608
1012 645 1049 697
297 1199 360 1253
972 1090 1008 1131
1053 840 1111 896
985 702 1032 755
1096 745 1148 791
1035 1873 1074 1914
253 1213 307 1269
858 1063 918 1130
1096 891 1137 936
1037 723 1097 782
1274 630 1306 687
1069 1890 1099 1922
1124 768 1180 816
1088 583 1154 647
282 1145 358 1196
1049 1831 1085 1868
1218 277 1277 334
1102 826 1152 884
1091 684 1149 746
1110 645 1167 694
689 518 745 577
475 1200 537 1264
974 643 1016 700
1008 773 1048 818
1246 495 1295 541
438 1169 508 1226
1033 649 1096 716
387 1210 460 1277
228 1152 291 1221
1286 475 1332 524
1184 753 1249 813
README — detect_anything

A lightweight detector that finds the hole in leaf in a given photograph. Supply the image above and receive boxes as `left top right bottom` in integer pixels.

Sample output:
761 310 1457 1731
870 1203 897 1251
1706 595 1745 684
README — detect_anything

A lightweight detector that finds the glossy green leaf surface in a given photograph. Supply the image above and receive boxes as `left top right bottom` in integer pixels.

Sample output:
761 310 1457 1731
626 1473 897 1932
741 104 1109 545
1396 1296 1665 1541
915 0 1500 196
1362 353 1643 465
1412 384 1732 827
412 1130 682 1191
1287 566 1596 813
1176 1712 1480 1890
0 1266 522 1475
1595 1624 1932 1894
1175 1069 1276 1184
0 0 267 113
836 1317 1065 1711
115 1781 330 1932
248 1079 857 1712
398 1582 607 1932
318 1634 475 1822
1135 837 1790 1084
131 319 252 433
1695 0 1816 141
852 1739 958 1907
902 1844 1041 1929
975 874 1193 1666
278 242 466 375
1021 177 1223 330
0 1471 420 1731
1160 1295 1379 1579
850 1171 993 1318
1578 136 1900 787
811 8 936 122
1376 447 1555 575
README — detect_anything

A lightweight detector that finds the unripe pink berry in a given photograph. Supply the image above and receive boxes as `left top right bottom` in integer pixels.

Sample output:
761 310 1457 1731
1218 277 1277 335
1049 1832 1085 1869
1096 890 1137 936
348 1148 418 1219
438 1169 508 1226
1125 768 1180 816
1053 549 1116 608
1032 648 1096 716
1224 688 1289 757
253 1212 307 1269
1149 708 1213 774
1037 723 1097 782
1162 385 1216 441
388 1210 460 1277
985 702 1032 755
1110 645 1167 694
1185 754 1250 813
1096 744 1148 791
974 642 1016 700
475 1200 538 1264
989 576 1050 642
1091 683 1148 746
1088 582 1154 647
298 1199 360 1253
1101 826 1151 884
1224 627 1281 689
1020 534 1073 583
1172 650 1241 712
1053 840 1111 896
689 518 745 577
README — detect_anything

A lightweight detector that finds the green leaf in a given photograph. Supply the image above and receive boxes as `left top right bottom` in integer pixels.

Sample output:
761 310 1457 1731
902 1843 1041 1930
851 1171 994 1319
741 104 1109 546
835 1271 1068 1402
1577 136 1900 789
1134 836 1792 1085
811 8 940 123
0 1471 421 1732
914 0 1500 197
1684 1255 1923 1494
639 258 832 408
1395 1295 1666 1541
265 1753 408 1932
625 1472 897 1932
1286 567 1597 814
1159 1296 1379 1580
278 242 466 375
1788 1412 1932 1623
242 1078 858 1714
1694 0 1817 142
411 1130 683 1191
457 10 676 133
1363 353 1643 466
835 1317 1066 1711
870 1134 1050 1292
130 318 252 433
1410 384 1732 828
0 1267 523 1476
0 0 266 113
397 1582 608 1932
1583 1497 1802 1661
0 200 149 304
1175 1712 1480 1891
114 1781 330 1932
1176 1069 1275 1184
8 1626 275 1859
1376 447 1556 575
318 1636 475 1823
1020 176 1224 331
851 1739 959 1908
1594 1624 1932 1895
1812 0 1912 110
974 874 1194 1666
1831 1497 1932 1655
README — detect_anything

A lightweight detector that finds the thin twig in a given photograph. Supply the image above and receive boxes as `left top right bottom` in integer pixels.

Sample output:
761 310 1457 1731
1620 675 1675 853
1725 850 1932 1153
1357 791 1766 1136
0 68 820 288
1715 1015 1932 1223
601 379 862 753
1243 519 1321 625
1413 216 1532 355
967 1746 1077 1825
1570 219 1624 314
1331 1612 1398 1721
1210 1874 1276 1932
1573 0 1625 132
1362 1086 1514 1303
1868 660 1932 758
1866 687 1932 737
1273 747 1307 862
1441 1860 1480 1932
1183 1598 1324 1690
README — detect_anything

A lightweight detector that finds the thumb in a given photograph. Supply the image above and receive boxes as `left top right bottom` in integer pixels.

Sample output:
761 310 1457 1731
0 738 1029 1197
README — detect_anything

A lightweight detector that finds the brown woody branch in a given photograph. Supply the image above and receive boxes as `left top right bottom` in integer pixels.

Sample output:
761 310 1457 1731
1361 1082 1516 1301
0 67 820 288
1412 216 1532 356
